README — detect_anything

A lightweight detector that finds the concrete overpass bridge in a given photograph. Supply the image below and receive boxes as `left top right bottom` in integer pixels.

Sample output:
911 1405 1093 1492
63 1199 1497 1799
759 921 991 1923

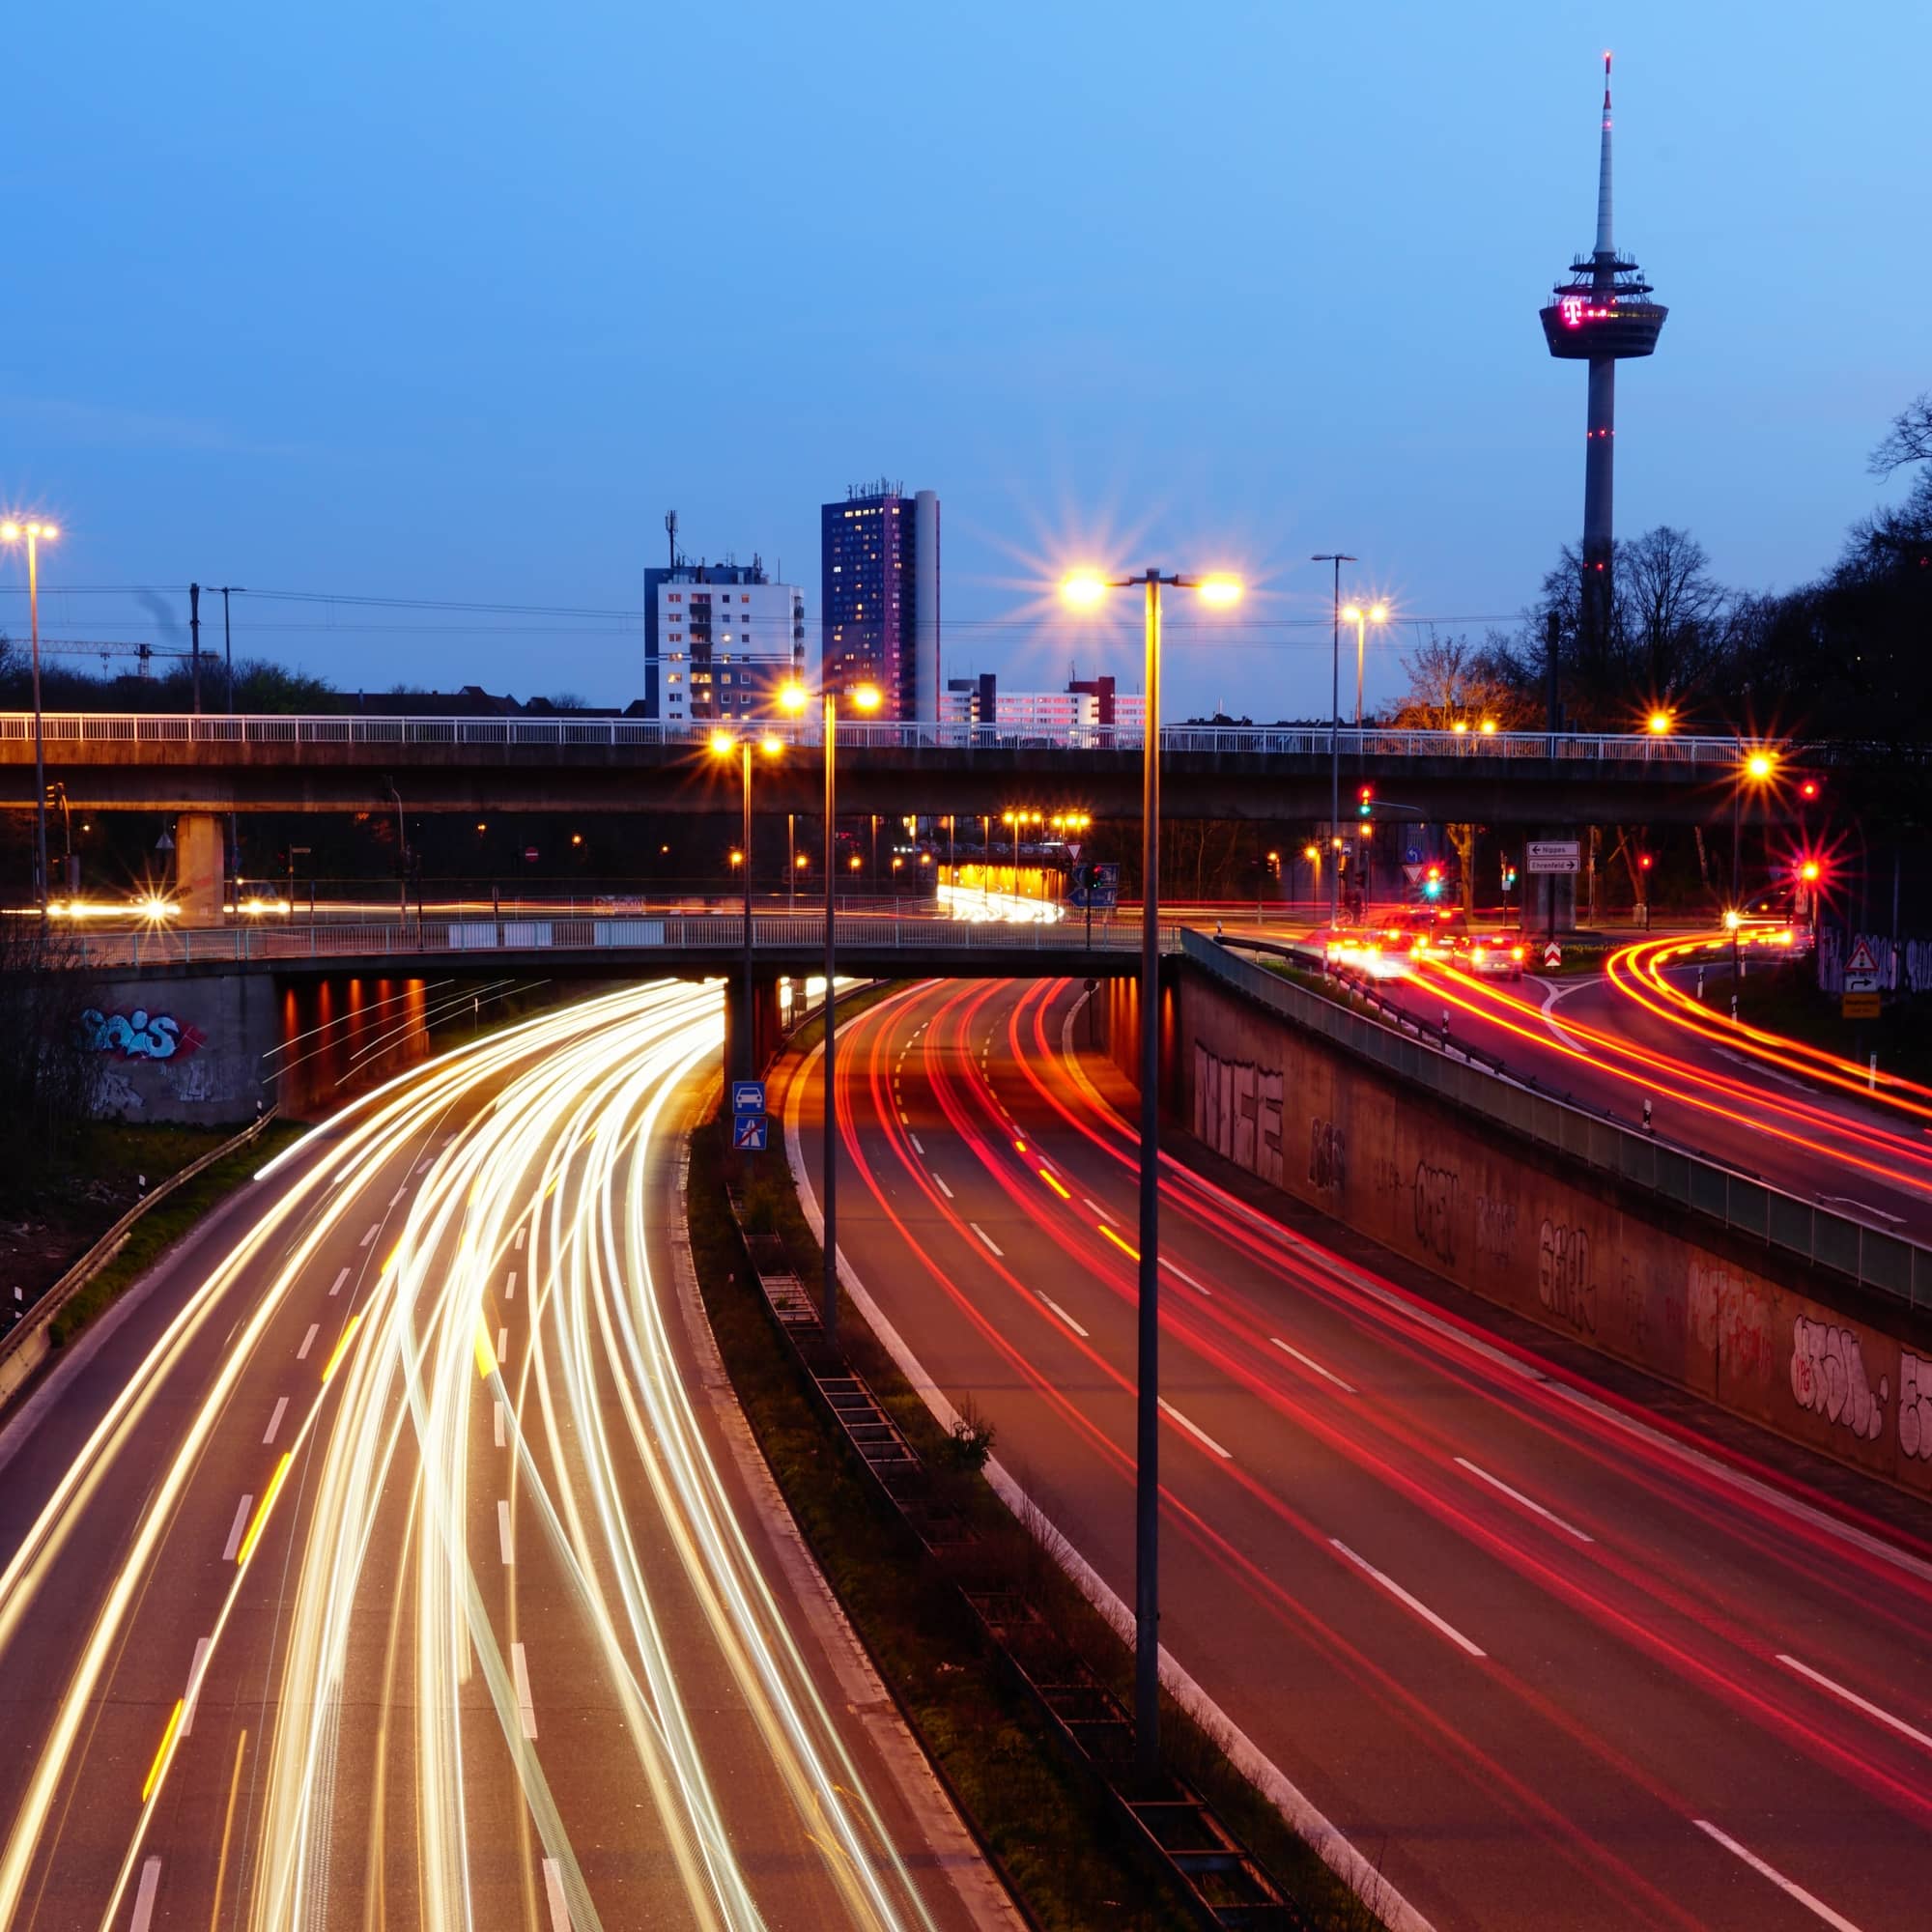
0 710 1819 826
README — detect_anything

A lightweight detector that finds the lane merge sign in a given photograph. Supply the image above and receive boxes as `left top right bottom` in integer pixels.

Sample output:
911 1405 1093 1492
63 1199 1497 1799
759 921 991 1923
731 1080 766 1116
733 1115 769 1151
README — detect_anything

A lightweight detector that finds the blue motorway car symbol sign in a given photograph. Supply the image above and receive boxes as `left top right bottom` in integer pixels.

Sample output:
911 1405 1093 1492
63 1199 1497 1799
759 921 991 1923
731 1080 766 1116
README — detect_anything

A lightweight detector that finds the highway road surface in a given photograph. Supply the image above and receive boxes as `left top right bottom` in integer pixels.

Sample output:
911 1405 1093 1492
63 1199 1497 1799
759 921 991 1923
0 982 1001 1931
793 974 1932 1932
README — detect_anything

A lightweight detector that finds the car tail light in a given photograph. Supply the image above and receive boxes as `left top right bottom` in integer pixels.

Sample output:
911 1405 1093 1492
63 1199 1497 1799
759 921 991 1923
1511 946 1524 961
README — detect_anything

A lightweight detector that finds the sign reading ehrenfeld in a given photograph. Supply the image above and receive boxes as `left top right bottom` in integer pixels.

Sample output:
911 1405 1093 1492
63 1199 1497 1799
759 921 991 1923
1526 840 1582 875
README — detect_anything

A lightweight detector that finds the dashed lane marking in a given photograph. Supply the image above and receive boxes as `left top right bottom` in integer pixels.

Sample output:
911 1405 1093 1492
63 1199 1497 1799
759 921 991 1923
1331 1538 1485 1657
296 1323 319 1361
262 1396 289 1445
1269 1337 1356 1394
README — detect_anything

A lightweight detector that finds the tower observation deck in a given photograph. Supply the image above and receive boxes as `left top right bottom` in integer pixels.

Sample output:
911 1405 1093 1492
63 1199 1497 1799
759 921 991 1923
1539 55 1667 662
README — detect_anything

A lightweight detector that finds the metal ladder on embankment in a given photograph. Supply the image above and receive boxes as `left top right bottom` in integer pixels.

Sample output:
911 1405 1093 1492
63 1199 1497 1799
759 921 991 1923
725 1188 1303 1932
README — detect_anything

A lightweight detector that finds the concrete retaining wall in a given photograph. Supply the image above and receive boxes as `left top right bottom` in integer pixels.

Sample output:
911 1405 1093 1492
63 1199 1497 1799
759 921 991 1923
1153 960 1932 1498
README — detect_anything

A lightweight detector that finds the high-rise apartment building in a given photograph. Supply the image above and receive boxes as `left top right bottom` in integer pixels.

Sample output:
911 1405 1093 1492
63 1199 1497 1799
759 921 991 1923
820 480 940 719
938 672 1145 737
643 554 805 725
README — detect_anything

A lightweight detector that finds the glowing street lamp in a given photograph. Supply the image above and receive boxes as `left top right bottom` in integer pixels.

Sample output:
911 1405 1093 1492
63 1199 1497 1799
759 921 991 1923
1646 708 1674 736
2 518 59 909
1339 600 1390 729
1060 562 1242 1778
778 676 881 1342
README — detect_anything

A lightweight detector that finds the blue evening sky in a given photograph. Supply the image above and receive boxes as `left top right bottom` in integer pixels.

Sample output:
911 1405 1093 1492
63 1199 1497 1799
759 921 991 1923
2 1 1926 719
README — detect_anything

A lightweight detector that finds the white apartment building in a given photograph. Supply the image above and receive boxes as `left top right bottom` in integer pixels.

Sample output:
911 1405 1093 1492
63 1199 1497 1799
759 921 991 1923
647 561 806 725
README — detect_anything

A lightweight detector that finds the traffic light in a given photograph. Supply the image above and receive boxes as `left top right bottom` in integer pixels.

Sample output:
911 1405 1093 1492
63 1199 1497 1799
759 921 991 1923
1798 859 1822 884
1799 779 1820 801
1357 785 1374 819
1638 852 1654 872
1423 865 1443 900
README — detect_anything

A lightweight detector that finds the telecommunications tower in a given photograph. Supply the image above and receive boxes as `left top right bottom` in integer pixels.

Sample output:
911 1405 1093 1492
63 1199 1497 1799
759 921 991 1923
1540 54 1667 664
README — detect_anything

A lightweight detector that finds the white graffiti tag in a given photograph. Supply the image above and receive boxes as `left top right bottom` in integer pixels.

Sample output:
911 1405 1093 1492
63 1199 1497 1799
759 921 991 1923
1900 1351 1932 1463
1789 1316 1888 1443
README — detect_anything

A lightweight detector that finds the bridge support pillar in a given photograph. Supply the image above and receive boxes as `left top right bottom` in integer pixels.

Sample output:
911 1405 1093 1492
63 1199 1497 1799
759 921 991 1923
175 812 227 922
723 972 787 1081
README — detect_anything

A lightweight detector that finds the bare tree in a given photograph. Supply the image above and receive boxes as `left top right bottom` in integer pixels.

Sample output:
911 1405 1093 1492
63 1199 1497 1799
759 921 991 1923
1869 392 1932 477
1389 633 1535 730
1620 525 1729 710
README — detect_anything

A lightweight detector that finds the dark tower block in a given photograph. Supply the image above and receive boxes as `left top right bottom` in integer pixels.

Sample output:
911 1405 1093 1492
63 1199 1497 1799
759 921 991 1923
1540 55 1667 668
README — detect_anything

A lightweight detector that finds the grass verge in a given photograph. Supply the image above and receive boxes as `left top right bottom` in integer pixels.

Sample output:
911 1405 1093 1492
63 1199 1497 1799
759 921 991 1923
46 1121 306 1350
692 1098 1389 1931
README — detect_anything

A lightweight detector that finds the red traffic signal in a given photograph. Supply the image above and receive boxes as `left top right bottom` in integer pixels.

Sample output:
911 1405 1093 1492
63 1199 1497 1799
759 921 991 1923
1799 778 1820 800
1638 852 1654 870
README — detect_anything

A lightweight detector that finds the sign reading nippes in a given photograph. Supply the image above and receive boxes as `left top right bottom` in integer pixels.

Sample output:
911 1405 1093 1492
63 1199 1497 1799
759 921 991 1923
1526 840 1581 875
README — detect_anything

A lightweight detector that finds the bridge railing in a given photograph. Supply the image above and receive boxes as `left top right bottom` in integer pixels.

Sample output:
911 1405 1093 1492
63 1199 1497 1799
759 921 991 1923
64 912 1179 970
1186 929 1932 1312
0 710 1775 765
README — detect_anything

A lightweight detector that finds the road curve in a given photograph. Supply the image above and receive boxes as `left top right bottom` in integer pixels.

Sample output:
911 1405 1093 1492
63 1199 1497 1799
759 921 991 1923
794 974 1932 1932
0 981 989 1931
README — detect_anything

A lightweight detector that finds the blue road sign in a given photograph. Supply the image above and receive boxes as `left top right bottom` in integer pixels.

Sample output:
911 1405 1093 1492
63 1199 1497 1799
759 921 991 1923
731 1080 766 1116
733 1114 769 1151
1406 846 1421 865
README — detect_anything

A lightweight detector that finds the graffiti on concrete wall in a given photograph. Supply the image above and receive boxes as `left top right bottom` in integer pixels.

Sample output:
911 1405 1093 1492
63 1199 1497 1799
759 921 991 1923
1474 1192 1519 1270
1192 1046 1284 1186
79 1008 206 1062
1688 1260 1773 1386
1412 1162 1458 1264
1308 1118 1345 1194
1900 1352 1932 1463
1536 1218 1594 1333
1790 1315 1888 1443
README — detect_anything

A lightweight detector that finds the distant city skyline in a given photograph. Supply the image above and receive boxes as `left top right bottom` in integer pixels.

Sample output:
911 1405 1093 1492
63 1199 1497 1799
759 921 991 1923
2 3 1926 719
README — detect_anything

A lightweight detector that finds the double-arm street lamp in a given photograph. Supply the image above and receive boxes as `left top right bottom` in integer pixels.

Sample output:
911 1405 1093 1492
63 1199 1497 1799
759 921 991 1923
709 725 785 1081
1729 747 1777 1013
1 520 59 912
779 676 882 1343
1311 554 1357 933
1061 564 1240 1780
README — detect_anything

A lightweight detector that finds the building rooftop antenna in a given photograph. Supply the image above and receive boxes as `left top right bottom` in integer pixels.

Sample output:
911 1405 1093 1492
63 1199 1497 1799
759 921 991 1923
666 509 680 570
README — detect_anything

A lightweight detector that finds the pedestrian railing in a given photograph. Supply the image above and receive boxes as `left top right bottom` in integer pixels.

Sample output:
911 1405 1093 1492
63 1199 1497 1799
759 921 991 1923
1187 929 1932 1312
66 912 1183 970
0 708 1787 766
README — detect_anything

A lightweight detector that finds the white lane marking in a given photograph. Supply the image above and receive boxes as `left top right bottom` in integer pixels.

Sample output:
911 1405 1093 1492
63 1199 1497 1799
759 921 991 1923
1713 1045 1816 1096
297 1323 319 1361
497 1500 514 1566
178 1635 213 1738
1815 1193 1908 1226
543 1856 572 1930
1162 1257 1211 1296
414 1156 432 1174
1691 1820 1864 1932
328 1265 351 1297
221 1495 253 1562
1159 1398 1232 1461
931 1172 954 1200
494 1401 506 1450
358 1223 378 1248
511 1641 538 1738
262 1397 289 1446
505 1270 518 1301
1083 1196 1117 1224
496 1326 509 1366
1533 976 1594 1054
1037 1294 1089 1338
389 1186 408 1207
514 1226 526 1251
969 1222 1005 1258
129 1857 162 1932
1269 1336 1357 1394
1331 1538 1485 1657
1454 1456 1594 1543
909 1133 925 1155
1778 1653 1932 1755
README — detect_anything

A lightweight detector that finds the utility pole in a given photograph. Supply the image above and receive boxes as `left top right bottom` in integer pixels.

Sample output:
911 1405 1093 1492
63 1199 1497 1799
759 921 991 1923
212 585 245 883
188 582 203 715
1312 554 1357 932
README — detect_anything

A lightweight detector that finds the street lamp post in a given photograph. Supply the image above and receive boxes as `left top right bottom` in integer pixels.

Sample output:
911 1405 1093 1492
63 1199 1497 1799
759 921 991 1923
1312 554 1357 932
212 585 245 890
711 726 784 1082
2 521 59 912
1729 747 1776 1018
1341 601 1390 729
781 678 880 1343
1063 564 1240 1783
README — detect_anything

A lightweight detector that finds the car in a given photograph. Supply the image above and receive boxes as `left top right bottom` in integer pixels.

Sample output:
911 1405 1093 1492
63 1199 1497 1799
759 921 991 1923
1464 935 1527 980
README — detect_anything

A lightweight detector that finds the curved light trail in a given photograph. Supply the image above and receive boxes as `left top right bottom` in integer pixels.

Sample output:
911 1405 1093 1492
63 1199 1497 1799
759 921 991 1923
0 981 941 1930
808 973 1932 1930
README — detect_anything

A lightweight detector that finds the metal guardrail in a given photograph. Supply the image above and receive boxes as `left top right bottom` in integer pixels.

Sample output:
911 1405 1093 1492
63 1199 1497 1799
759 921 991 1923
67 913 1183 970
1184 929 1932 1313
0 709 1776 766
